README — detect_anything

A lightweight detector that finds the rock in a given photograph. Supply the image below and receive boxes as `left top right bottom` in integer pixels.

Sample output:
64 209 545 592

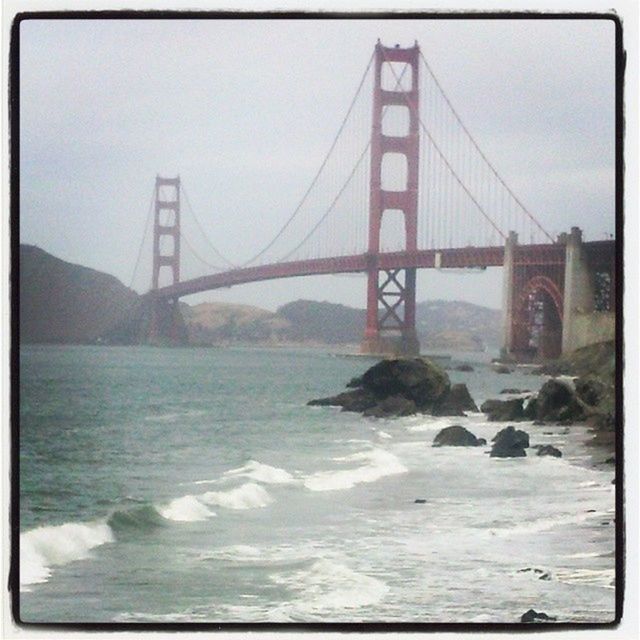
490 426 529 458
309 357 453 418
493 364 512 374
500 388 530 394
575 375 607 406
363 394 416 418
477 438 487 446
433 425 483 447
536 378 585 422
308 388 377 413
604 456 615 464
414 499 426 504
523 397 538 420
536 444 562 458
481 398 525 422
455 364 474 372
432 383 479 416
361 358 450 411
520 609 557 623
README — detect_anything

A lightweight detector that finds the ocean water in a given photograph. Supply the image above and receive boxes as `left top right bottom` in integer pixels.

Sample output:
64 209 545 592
18 345 616 624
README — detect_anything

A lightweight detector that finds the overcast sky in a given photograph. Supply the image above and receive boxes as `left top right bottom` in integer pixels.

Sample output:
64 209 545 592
19 16 616 310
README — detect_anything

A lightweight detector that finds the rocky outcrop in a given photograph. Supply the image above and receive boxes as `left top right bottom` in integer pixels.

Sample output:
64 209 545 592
481 398 526 422
454 364 474 372
500 388 530 394
432 383 479 416
520 609 557 623
535 379 585 423
490 426 529 458
534 444 562 458
308 358 478 419
433 425 485 447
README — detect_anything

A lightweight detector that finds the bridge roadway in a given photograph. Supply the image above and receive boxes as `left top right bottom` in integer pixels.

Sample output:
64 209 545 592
152 243 567 300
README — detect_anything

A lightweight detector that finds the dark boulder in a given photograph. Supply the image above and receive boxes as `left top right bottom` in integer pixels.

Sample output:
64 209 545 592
481 398 525 422
536 444 562 458
523 397 538 420
432 383 479 416
520 609 557 623
308 388 377 413
360 358 450 410
363 394 416 418
455 364 474 372
536 379 585 422
500 388 530 394
490 426 529 458
414 499 426 504
433 425 483 447
309 357 453 418
575 375 607 406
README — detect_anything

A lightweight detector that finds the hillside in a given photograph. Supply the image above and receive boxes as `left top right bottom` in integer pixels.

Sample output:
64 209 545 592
19 245 139 344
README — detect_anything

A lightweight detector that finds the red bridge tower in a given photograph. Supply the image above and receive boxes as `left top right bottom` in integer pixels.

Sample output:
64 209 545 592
361 41 420 356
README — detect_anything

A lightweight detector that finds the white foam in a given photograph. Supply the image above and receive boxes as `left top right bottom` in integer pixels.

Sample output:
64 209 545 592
201 482 273 510
377 430 393 439
271 558 389 614
158 495 215 522
20 521 114 590
303 448 407 492
406 417 454 433
222 460 297 485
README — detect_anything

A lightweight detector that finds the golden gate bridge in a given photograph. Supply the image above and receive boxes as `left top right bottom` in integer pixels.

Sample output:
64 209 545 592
130 40 615 361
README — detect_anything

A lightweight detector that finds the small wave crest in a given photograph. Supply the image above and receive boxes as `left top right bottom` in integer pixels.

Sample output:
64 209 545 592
158 495 215 522
222 460 297 485
20 521 114 590
303 448 407 492
201 482 273 510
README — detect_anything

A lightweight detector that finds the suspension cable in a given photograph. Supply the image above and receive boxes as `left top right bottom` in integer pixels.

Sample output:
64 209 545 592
419 50 554 243
179 225 228 272
381 49 507 241
128 186 156 289
180 181 237 268
238 50 375 267
277 141 372 263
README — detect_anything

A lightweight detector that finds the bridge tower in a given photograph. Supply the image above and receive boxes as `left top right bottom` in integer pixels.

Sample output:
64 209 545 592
149 175 187 345
361 41 420 356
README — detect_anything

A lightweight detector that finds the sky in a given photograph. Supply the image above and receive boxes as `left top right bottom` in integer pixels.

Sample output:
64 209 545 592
18 15 617 310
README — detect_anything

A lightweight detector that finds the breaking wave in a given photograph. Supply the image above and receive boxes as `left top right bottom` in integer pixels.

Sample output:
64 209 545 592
303 448 407 492
201 482 273 510
20 521 114 590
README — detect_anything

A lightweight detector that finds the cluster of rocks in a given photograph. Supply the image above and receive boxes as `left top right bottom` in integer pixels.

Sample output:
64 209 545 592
431 424 561 458
479 378 594 425
308 358 477 418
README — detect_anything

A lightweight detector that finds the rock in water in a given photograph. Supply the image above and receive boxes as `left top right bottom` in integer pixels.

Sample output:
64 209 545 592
520 609 557 623
308 357 478 419
536 444 562 457
536 379 584 422
432 383 479 416
360 358 450 410
363 394 416 418
490 426 529 458
455 364 474 372
481 398 525 422
433 425 483 447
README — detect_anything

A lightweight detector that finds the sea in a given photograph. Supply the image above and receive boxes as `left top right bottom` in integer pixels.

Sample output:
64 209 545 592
17 344 616 624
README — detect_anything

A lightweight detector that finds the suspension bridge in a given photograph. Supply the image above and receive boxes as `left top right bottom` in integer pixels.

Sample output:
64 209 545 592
132 40 615 361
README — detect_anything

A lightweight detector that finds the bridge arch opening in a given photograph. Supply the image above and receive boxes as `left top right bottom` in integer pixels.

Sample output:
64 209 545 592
513 276 563 361
381 152 408 192
382 105 410 137
379 209 407 252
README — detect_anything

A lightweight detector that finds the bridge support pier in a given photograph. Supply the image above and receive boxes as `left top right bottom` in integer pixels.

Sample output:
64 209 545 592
147 296 188 346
